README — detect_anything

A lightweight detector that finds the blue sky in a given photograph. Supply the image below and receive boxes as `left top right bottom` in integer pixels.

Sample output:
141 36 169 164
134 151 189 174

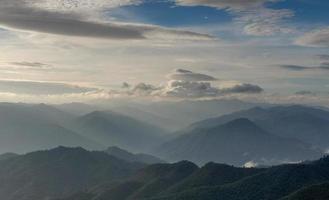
0 0 329 105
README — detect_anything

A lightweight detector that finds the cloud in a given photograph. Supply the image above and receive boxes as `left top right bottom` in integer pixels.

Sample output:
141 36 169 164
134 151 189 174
0 80 97 95
316 54 329 60
175 0 294 36
167 69 218 81
295 27 329 47
278 64 329 71
221 83 264 94
120 69 264 99
279 65 310 71
9 61 52 70
0 0 213 40
237 7 294 36
175 0 277 10
295 90 316 96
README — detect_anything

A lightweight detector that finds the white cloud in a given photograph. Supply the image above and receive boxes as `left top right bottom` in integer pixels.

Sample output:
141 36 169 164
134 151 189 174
295 27 329 47
120 69 264 99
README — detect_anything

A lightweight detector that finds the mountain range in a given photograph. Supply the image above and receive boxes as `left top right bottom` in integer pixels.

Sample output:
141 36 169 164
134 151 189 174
156 118 321 166
52 148 329 200
185 105 329 150
0 103 167 154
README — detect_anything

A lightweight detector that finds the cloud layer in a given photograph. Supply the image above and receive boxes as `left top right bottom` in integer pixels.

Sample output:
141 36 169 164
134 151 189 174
0 80 96 95
121 69 263 99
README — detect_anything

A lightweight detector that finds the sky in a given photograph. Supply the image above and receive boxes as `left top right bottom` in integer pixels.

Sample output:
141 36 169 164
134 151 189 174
0 0 329 105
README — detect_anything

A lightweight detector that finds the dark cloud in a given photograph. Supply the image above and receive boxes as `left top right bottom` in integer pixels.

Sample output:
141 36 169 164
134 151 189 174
10 62 52 69
316 54 329 60
168 69 218 81
279 65 310 71
278 64 329 71
221 83 264 94
0 80 97 95
0 0 213 40
295 90 316 96
123 81 264 99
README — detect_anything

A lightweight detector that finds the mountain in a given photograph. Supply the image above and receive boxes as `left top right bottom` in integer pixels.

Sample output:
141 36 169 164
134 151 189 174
281 182 329 200
72 111 167 152
104 99 265 131
59 161 199 200
152 156 329 200
0 103 101 154
0 146 145 200
0 153 18 161
105 146 165 164
186 105 329 150
60 156 329 200
156 118 321 166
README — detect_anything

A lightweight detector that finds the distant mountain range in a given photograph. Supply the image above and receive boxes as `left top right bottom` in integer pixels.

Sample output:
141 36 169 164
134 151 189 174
0 103 167 154
0 103 101 153
185 105 329 150
51 148 329 200
56 99 263 131
156 118 321 166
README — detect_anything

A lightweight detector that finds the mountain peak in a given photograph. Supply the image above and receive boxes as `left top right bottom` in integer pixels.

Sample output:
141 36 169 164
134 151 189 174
220 118 260 131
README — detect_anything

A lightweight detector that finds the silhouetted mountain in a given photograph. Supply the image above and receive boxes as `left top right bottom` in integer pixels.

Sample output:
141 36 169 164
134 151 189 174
105 146 165 164
72 111 166 152
0 146 145 200
60 156 329 200
153 156 329 200
281 182 329 200
0 103 101 153
0 153 18 161
187 105 329 150
156 118 321 166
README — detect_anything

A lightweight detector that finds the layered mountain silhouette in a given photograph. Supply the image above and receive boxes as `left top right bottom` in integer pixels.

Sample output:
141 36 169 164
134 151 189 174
0 103 101 153
187 105 329 150
0 103 166 154
156 118 322 166
105 146 165 164
72 111 166 152
0 146 144 200
59 155 329 200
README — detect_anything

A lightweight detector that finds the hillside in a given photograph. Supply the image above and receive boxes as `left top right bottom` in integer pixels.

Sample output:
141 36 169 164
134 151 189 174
60 156 329 200
0 147 145 200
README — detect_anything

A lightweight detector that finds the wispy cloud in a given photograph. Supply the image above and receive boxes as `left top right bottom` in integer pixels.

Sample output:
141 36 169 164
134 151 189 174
0 80 97 95
175 0 294 36
295 27 329 47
